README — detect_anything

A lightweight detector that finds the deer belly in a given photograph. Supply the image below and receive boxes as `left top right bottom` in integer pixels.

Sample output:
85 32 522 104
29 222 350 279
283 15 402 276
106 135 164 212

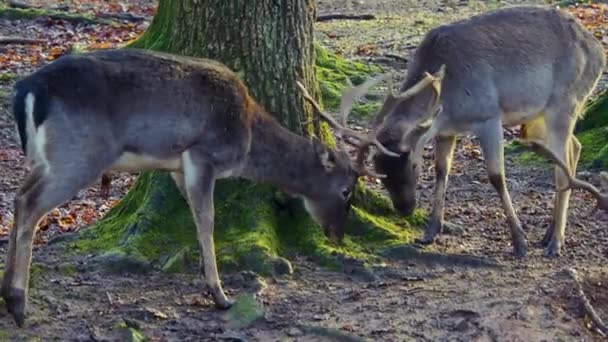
110 152 182 172
501 109 543 127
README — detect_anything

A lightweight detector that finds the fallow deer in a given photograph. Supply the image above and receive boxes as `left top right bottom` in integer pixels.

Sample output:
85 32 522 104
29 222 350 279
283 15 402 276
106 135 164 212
369 6 606 257
1 49 394 326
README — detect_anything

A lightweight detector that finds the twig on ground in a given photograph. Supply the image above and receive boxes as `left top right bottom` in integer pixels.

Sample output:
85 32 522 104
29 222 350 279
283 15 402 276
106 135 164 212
565 267 608 336
0 36 43 45
384 53 408 63
95 12 147 22
316 13 376 22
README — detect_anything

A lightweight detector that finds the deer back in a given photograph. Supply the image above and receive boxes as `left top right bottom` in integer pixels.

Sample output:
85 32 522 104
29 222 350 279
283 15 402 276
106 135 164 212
389 6 605 130
13 49 255 173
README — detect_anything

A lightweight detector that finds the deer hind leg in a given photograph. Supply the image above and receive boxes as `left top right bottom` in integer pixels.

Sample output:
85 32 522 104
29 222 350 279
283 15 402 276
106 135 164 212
417 135 457 244
1 164 46 301
181 150 232 309
544 134 581 257
539 135 582 247
477 119 528 258
3 163 105 327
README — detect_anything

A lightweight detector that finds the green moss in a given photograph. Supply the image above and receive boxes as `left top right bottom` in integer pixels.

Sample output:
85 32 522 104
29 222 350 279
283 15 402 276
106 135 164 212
505 141 547 167
73 172 421 275
0 73 17 83
56 263 76 277
120 328 146 342
0 330 8 341
577 90 608 133
72 172 199 265
315 45 384 123
223 294 265 329
506 127 608 169
578 127 608 168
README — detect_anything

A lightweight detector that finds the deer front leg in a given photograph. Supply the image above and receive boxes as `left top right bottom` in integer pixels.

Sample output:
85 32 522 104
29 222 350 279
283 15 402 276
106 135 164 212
416 135 456 244
477 120 528 258
181 151 232 309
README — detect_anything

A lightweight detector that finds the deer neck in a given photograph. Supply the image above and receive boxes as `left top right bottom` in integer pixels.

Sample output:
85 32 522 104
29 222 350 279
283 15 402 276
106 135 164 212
239 113 319 197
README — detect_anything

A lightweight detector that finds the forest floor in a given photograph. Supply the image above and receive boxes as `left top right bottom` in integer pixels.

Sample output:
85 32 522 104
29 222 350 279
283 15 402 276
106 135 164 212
1 0 608 341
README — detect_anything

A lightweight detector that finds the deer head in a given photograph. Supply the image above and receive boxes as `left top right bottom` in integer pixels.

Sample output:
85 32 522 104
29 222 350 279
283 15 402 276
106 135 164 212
371 66 447 215
296 77 400 239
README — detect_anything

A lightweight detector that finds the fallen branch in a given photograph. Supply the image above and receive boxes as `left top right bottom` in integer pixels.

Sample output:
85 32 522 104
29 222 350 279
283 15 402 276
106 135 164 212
0 5 106 25
95 12 147 23
384 53 408 63
565 267 608 336
0 36 43 45
7 0 32 9
316 13 376 22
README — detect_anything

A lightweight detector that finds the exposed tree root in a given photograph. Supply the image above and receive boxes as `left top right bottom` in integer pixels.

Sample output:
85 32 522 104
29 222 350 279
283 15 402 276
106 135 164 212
565 267 608 337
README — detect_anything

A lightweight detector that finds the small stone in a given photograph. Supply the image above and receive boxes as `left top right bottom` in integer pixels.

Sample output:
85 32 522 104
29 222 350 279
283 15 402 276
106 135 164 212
287 327 303 337
223 294 265 329
443 222 466 236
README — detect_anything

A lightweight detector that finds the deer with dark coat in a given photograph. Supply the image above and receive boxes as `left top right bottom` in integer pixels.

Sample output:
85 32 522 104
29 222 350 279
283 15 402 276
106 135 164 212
2 49 394 326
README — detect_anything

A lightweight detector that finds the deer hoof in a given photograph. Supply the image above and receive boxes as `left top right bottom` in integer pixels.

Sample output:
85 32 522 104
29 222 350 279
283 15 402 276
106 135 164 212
4 288 26 327
213 296 233 310
544 239 562 258
415 219 442 245
414 234 436 245
513 239 528 259
538 227 553 248
208 285 233 310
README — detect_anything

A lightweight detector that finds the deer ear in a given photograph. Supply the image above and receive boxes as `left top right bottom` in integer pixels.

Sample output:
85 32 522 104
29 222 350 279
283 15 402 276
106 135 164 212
312 138 335 172
600 171 608 193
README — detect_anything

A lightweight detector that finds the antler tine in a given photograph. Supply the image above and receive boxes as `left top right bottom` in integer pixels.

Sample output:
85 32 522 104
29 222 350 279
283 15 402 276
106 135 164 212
394 64 447 103
296 81 399 158
527 140 608 210
392 72 435 101
338 73 391 126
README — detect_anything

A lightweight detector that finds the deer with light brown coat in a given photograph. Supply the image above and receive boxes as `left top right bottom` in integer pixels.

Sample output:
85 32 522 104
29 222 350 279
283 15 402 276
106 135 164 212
366 6 606 257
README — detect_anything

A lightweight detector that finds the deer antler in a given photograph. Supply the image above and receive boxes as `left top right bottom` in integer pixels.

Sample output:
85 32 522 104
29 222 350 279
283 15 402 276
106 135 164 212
527 140 608 212
296 80 398 179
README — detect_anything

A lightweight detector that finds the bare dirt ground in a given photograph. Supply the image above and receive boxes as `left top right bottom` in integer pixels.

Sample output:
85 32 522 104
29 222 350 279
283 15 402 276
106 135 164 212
1 0 608 341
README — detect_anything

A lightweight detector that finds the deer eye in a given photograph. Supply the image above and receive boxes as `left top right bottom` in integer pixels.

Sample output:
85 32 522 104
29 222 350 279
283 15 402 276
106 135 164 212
341 188 351 199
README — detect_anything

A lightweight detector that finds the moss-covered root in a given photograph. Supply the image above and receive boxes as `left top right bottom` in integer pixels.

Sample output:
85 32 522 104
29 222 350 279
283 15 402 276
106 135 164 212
0 5 105 24
72 172 422 276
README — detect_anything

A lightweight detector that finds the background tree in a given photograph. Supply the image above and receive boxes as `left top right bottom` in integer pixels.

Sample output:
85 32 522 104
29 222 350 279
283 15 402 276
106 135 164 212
74 0 420 275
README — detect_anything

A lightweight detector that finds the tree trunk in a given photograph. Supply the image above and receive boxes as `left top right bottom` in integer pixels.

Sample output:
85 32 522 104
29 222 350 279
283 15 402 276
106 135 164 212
133 0 318 134
74 0 419 276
